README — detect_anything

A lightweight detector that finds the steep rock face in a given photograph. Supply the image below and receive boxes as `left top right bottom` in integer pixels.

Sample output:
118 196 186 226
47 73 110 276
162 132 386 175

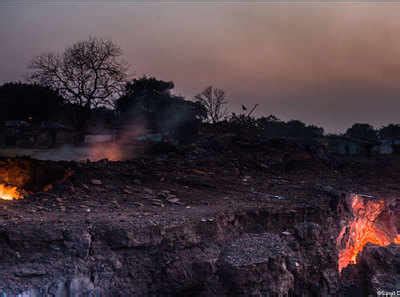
9 191 400 296
0 200 341 297
337 195 400 296
341 244 400 296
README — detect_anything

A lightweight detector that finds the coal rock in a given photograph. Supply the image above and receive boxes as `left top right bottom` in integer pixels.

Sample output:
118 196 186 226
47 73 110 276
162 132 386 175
218 233 295 296
340 244 400 296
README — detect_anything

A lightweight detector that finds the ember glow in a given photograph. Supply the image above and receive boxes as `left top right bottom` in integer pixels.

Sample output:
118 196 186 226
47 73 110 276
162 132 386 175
337 194 400 272
88 142 125 162
87 125 146 161
0 184 22 200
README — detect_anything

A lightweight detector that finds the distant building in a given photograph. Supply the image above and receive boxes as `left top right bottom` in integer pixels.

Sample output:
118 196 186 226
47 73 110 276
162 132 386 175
325 135 378 156
375 138 400 155
3 120 32 146
39 121 75 147
0 121 74 148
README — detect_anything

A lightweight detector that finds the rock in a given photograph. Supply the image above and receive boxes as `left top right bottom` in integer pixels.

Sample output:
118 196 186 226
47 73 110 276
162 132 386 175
48 279 68 297
105 227 162 249
152 201 164 207
143 188 154 195
16 288 42 297
218 233 294 296
294 222 322 245
110 256 123 270
270 195 286 200
158 190 171 198
68 277 95 296
341 244 400 295
63 229 92 258
166 197 181 205
123 188 133 194
315 184 343 199
90 179 102 185
14 267 47 277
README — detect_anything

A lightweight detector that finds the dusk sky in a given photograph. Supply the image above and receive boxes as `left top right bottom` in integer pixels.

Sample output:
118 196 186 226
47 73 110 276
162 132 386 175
1 2 400 132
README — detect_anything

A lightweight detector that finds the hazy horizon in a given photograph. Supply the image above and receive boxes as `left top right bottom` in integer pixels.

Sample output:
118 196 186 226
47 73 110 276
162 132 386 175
2 2 400 133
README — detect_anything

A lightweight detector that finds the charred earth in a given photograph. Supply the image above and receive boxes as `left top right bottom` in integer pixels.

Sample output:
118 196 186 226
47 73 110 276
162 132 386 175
0 136 399 296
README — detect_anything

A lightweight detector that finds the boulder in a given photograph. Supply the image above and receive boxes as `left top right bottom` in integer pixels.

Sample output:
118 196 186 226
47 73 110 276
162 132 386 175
218 233 294 296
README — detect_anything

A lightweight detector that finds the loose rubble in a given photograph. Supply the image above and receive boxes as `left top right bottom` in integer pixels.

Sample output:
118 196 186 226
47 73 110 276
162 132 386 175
0 136 398 296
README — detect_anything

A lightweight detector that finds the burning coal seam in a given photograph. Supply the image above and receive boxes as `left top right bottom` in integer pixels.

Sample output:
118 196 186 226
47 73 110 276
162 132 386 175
0 183 22 200
0 159 73 201
337 194 400 272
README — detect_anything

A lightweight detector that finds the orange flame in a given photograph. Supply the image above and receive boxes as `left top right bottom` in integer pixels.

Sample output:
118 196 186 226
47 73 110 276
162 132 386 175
337 194 399 272
0 184 22 200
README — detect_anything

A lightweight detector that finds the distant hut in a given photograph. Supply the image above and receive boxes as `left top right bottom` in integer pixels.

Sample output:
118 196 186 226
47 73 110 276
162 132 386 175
3 121 31 146
326 135 378 156
376 138 400 155
38 122 75 147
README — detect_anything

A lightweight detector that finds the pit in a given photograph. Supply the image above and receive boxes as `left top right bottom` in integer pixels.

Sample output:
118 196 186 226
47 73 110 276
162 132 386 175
0 150 398 296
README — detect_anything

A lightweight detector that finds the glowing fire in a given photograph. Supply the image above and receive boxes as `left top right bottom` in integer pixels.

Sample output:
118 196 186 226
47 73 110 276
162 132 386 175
87 125 146 161
337 194 399 272
0 184 22 200
88 142 124 161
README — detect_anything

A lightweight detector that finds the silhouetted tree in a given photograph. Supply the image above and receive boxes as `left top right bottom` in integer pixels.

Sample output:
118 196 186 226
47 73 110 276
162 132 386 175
258 117 323 139
195 86 228 123
286 120 323 138
0 82 64 123
379 124 400 139
116 76 175 116
29 37 128 132
345 123 377 140
116 76 206 142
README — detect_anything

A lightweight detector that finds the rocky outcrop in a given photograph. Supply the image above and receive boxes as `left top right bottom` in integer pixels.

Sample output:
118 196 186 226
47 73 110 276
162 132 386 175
218 233 295 296
4 191 399 296
341 244 400 296
0 200 341 297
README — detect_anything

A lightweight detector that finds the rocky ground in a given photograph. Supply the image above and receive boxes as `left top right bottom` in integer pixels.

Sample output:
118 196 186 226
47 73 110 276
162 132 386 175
0 134 399 296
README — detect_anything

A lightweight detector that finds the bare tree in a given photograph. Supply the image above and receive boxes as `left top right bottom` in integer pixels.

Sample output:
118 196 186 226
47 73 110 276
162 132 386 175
29 37 128 123
195 86 228 123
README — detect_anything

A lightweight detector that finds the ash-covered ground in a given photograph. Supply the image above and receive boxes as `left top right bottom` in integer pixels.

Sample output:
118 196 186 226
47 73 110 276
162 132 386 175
0 134 399 296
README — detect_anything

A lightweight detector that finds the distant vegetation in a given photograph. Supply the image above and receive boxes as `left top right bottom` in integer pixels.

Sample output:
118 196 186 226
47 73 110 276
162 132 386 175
345 123 377 141
0 36 398 145
194 86 228 124
116 76 206 142
0 82 64 123
29 37 127 136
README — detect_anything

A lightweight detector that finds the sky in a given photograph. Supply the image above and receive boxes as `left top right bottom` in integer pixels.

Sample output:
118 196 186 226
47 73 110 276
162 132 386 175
1 2 400 133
